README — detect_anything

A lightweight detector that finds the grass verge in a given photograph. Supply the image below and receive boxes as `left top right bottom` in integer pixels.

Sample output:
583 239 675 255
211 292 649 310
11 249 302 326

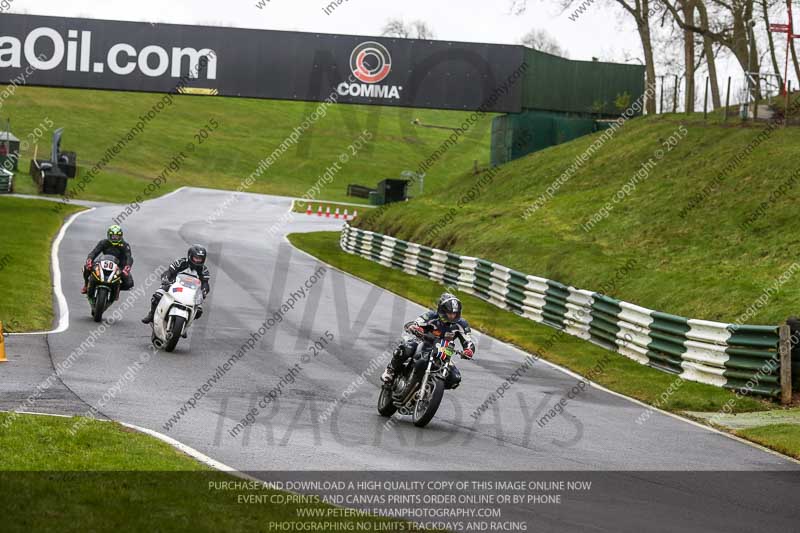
0 197 84 332
0 413 416 532
736 424 800 460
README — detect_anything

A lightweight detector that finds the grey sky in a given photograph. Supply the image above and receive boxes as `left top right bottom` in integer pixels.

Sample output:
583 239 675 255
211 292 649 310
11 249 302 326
10 0 642 63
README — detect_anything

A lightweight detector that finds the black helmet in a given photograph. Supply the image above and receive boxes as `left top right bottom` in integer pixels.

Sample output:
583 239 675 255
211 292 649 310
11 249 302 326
188 245 207 268
437 293 462 323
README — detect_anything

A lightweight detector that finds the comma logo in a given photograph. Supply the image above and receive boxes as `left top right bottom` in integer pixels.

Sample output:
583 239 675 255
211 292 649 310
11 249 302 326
349 41 392 84
338 41 401 100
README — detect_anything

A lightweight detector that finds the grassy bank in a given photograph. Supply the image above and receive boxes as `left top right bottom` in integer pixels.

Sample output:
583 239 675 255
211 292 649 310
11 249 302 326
353 114 800 325
0 413 412 531
5 86 492 204
0 197 84 332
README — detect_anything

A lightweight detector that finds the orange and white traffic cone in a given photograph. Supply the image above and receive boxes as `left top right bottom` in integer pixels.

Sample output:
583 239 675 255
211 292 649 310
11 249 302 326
352 210 358 219
0 321 7 363
325 207 331 218
343 209 349 221
334 208 340 219
317 206 323 217
306 204 312 215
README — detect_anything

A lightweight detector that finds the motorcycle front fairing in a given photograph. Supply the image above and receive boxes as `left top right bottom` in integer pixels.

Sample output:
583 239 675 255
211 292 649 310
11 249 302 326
153 274 203 341
89 254 121 302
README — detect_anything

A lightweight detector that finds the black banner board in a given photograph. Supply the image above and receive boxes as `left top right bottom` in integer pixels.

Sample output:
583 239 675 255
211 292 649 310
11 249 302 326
0 14 526 112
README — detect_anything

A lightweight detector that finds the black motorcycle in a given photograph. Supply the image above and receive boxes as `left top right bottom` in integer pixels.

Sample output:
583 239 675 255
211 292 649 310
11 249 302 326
86 254 122 322
378 326 468 427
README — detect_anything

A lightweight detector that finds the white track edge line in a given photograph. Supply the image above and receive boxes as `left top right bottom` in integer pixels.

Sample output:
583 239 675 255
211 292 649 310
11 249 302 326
8 207 96 336
283 232 800 466
117 421 255 477
7 187 188 337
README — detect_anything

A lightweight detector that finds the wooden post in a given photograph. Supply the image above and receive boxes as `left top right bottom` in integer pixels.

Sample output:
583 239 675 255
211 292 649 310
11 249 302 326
672 75 679 113
753 77 760 120
724 77 731 121
703 76 709 119
779 323 792 405
785 80 792 128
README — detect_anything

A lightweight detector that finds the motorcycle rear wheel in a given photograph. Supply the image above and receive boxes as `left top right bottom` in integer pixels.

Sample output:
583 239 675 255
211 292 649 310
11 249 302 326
412 378 444 428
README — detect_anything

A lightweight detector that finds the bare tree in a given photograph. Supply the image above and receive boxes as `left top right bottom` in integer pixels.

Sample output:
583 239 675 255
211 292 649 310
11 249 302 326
662 0 763 98
382 19 410 38
782 0 800 86
659 2 720 110
613 0 659 113
762 0 784 88
696 1 722 107
508 0 530 14
681 0 697 112
792 36 800 87
412 20 436 40
520 28 570 57
381 18 436 39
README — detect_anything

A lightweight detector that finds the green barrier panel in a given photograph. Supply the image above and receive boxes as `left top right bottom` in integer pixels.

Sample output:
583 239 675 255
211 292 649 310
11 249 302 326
341 225 783 397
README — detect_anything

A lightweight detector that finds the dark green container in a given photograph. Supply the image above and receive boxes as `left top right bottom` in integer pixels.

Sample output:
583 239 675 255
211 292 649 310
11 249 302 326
0 131 20 172
491 111 598 167
0 168 13 193
368 191 385 206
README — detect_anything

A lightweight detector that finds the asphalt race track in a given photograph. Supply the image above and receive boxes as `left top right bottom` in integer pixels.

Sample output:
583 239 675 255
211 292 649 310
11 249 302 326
3 188 799 532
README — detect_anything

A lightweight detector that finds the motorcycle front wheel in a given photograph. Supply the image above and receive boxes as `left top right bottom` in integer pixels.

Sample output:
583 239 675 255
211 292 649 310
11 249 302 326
377 385 398 417
412 378 444 428
93 288 108 323
164 316 185 352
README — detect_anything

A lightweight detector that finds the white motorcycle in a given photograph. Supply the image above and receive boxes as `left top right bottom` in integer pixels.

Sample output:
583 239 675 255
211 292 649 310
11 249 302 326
151 273 204 352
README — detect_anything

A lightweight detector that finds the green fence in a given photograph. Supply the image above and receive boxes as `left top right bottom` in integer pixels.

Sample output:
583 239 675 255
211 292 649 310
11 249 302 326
519 49 646 116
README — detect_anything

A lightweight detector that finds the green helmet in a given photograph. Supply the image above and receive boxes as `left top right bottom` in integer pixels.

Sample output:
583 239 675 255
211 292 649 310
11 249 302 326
107 225 123 246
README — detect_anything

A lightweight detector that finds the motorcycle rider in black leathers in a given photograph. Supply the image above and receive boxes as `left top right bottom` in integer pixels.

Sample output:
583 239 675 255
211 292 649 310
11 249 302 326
82 224 134 294
141 245 211 324
381 293 475 383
